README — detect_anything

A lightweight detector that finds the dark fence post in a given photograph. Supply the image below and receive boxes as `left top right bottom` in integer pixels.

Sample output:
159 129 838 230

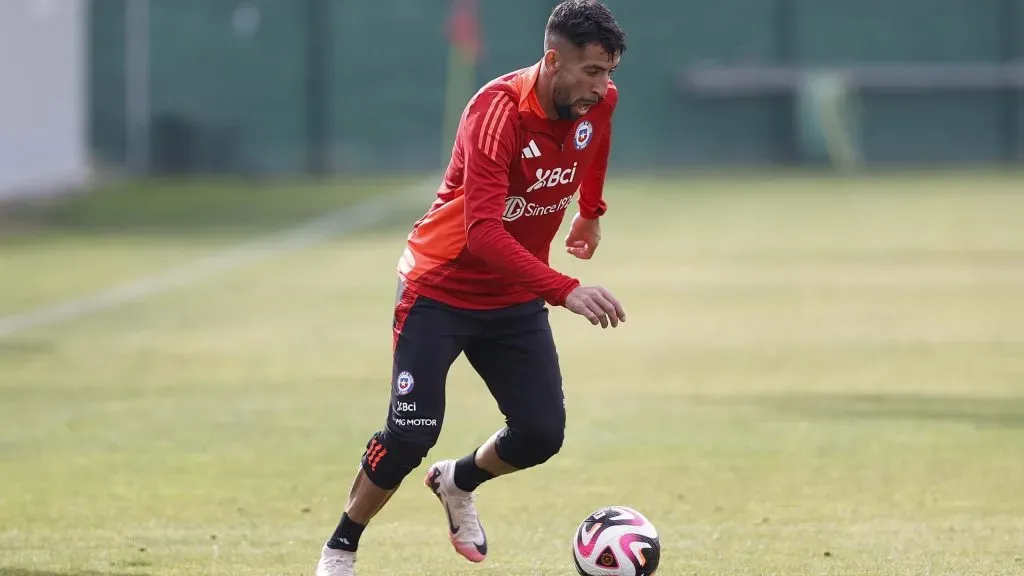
1000 0 1019 162
774 0 797 165
307 0 331 175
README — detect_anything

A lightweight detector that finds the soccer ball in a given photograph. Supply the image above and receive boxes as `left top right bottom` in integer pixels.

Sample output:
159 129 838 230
572 505 661 576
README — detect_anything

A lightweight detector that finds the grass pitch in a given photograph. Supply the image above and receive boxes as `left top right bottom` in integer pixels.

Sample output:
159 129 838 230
1 172 1023 575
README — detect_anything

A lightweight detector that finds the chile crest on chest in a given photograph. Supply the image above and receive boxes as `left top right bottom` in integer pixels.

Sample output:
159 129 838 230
502 117 600 224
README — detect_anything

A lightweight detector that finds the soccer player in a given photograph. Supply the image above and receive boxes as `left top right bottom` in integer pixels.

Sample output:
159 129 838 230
316 1 626 574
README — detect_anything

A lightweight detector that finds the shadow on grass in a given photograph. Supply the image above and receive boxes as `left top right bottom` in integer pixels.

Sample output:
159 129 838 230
0 571 150 576
0 175 434 240
697 393 1024 428
0 340 54 357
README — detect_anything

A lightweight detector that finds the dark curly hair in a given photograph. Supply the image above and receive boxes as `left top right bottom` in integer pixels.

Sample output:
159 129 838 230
545 0 627 57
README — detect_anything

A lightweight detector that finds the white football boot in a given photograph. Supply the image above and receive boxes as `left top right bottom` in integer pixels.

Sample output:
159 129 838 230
423 459 488 562
315 543 356 576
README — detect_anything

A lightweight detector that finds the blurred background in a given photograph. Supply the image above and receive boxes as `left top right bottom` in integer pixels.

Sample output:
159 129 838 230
3 2 1024 575
4 0 1024 194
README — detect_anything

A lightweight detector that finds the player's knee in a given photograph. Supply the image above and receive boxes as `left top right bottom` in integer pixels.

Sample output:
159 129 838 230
360 426 440 490
529 422 565 464
495 418 565 469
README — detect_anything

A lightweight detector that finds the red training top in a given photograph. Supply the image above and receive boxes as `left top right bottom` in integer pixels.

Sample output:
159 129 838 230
397 61 617 310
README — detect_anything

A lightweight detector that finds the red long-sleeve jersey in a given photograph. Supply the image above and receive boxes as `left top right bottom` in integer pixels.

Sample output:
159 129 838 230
397 61 617 310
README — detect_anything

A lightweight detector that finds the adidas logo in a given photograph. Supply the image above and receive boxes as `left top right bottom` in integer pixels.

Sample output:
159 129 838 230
521 139 541 159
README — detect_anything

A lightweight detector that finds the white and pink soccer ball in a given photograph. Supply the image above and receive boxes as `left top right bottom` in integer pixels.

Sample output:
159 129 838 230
572 505 661 576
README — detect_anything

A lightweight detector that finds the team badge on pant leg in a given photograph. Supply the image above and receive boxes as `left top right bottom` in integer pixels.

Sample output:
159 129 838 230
395 371 415 396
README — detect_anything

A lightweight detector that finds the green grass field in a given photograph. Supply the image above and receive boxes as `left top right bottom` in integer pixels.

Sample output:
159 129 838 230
2 172 1024 576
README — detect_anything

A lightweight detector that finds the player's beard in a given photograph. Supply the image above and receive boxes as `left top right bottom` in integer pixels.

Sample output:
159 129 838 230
553 86 598 120
552 83 583 120
552 88 575 120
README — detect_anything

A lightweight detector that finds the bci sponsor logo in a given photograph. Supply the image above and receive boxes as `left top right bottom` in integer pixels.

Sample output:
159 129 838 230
526 163 578 193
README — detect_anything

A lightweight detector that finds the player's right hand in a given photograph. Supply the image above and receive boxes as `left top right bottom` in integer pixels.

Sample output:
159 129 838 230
564 285 626 328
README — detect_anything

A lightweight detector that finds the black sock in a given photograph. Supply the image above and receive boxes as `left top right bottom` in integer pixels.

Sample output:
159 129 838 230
453 450 495 492
326 513 365 552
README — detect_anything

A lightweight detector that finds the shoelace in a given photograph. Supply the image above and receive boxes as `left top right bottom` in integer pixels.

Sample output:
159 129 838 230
324 553 354 568
448 492 483 541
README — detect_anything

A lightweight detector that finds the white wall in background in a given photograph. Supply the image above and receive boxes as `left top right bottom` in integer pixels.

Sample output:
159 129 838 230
0 0 89 201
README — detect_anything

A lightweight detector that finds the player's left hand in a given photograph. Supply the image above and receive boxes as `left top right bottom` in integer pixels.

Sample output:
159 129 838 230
564 212 600 260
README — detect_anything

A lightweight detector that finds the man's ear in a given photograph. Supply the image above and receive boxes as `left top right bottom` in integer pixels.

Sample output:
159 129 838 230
544 49 560 74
